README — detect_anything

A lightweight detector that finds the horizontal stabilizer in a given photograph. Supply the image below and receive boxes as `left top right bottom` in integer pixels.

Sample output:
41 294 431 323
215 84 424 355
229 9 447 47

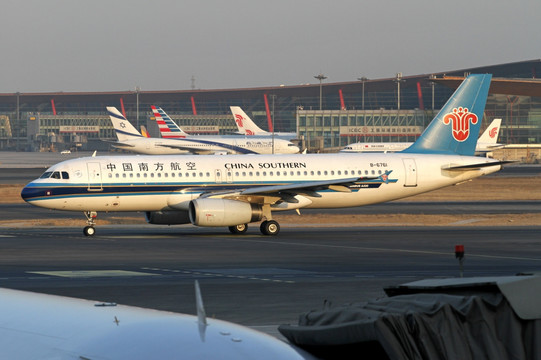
442 160 515 171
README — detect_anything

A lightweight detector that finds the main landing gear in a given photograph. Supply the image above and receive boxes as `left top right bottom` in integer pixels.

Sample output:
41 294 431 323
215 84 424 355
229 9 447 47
228 223 248 234
228 220 281 236
83 211 97 237
260 220 280 236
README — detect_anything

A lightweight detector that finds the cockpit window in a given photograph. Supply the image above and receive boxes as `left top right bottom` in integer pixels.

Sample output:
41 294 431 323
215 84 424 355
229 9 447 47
39 171 69 179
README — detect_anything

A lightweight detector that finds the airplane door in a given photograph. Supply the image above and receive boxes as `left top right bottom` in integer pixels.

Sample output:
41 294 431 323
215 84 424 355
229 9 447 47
215 169 233 184
87 162 103 191
402 158 417 187
215 169 223 184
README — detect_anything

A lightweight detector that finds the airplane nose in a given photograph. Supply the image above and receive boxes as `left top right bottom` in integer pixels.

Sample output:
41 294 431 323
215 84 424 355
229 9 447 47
20 183 46 203
20 184 32 202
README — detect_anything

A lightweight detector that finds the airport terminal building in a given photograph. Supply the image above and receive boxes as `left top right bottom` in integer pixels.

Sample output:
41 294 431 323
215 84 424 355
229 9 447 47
1 59 541 156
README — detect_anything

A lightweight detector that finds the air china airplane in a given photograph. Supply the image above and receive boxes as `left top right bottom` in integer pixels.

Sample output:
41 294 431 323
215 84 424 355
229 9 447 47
341 118 503 155
0 283 316 359
230 106 297 140
108 106 300 155
22 74 506 236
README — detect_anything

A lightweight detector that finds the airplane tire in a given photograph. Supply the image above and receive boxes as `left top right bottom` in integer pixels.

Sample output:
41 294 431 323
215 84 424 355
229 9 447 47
83 226 96 237
229 224 248 234
260 220 280 236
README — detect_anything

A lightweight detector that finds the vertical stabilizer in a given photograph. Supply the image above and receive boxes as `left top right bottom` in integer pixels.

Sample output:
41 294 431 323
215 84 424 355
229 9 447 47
151 106 189 138
403 74 492 155
477 118 502 144
107 107 142 141
230 106 267 135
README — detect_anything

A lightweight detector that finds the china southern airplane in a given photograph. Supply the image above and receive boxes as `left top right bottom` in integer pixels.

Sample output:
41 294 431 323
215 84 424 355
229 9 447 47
22 74 506 236
108 106 300 155
341 118 503 155
230 106 298 140
0 283 316 359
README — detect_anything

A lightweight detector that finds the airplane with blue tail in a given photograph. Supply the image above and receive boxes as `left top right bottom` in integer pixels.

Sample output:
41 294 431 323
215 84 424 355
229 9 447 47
22 74 508 236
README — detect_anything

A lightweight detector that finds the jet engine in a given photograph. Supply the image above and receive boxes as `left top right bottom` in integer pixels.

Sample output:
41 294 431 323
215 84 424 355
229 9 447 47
189 198 263 227
145 210 191 225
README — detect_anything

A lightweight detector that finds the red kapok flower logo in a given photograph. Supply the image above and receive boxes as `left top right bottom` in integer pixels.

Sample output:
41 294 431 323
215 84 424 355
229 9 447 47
443 107 478 142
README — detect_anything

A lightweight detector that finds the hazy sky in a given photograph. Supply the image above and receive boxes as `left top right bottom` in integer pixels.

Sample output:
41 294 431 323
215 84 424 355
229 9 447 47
2 0 540 93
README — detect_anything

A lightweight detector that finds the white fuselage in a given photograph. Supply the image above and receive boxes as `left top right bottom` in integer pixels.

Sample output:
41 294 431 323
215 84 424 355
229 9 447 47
112 136 300 155
22 152 501 213
340 141 503 155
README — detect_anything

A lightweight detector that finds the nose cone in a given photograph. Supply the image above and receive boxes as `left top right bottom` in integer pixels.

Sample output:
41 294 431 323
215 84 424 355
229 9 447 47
20 183 43 203
20 184 32 203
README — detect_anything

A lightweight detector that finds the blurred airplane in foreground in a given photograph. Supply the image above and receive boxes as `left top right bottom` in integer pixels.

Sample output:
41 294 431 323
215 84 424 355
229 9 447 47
0 283 317 359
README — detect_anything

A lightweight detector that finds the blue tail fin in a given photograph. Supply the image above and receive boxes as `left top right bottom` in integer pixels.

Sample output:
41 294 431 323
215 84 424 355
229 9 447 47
403 74 492 155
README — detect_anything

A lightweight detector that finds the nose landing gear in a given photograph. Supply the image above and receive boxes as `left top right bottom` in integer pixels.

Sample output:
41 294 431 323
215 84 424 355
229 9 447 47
83 211 98 236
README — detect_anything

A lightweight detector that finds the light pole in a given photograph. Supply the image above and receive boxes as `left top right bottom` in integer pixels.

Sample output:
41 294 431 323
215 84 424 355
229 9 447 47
394 73 405 110
16 92 20 151
429 74 436 111
357 77 368 110
271 94 276 154
135 86 140 129
314 74 327 110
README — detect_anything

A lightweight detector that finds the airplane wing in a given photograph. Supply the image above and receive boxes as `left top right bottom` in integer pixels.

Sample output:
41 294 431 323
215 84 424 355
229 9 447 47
200 171 395 203
102 140 136 148
0 287 317 359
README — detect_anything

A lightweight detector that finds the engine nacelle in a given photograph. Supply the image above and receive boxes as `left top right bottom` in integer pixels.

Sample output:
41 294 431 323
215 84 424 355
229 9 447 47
189 198 263 227
145 210 191 225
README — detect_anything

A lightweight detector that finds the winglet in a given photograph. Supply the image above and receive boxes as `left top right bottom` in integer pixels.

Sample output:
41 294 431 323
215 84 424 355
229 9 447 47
195 280 207 327
403 74 492 155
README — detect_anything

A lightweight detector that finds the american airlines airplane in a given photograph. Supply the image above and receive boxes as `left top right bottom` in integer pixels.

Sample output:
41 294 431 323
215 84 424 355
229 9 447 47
0 283 317 359
230 106 297 140
22 74 506 236
341 118 503 155
108 106 300 155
